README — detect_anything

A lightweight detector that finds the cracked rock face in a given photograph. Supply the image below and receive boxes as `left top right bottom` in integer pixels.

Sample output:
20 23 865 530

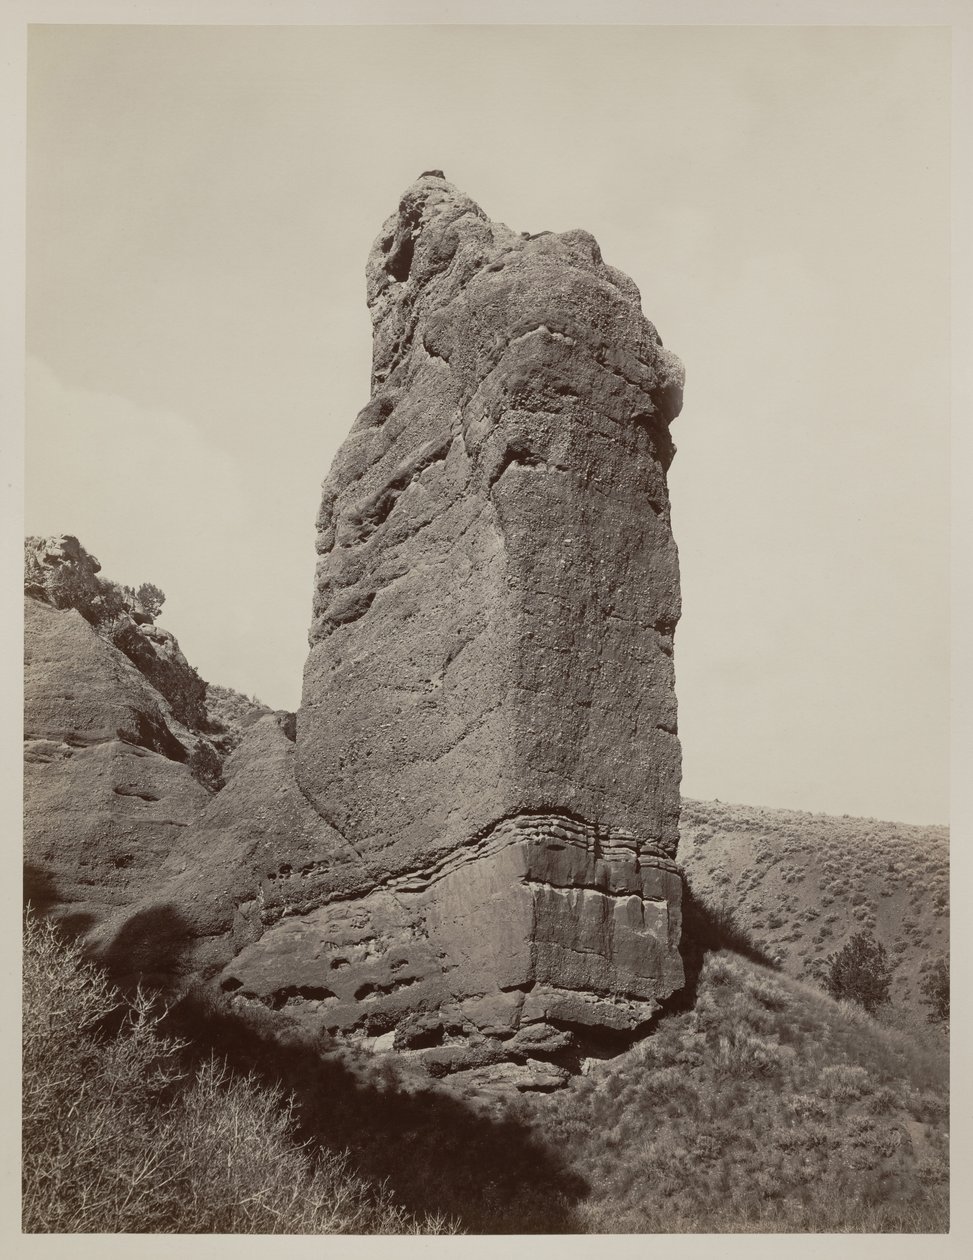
221 174 688 1064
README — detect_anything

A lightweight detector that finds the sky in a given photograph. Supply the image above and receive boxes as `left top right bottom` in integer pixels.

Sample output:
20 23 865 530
24 22 950 824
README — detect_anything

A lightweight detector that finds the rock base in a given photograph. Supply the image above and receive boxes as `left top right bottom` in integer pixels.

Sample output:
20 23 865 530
218 811 683 1080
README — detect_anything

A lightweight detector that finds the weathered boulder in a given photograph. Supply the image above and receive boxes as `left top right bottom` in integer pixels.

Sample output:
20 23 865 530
24 534 103 611
269 172 687 1058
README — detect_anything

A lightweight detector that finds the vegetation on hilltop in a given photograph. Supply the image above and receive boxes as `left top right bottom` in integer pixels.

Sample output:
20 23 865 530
23 535 284 783
24 534 209 730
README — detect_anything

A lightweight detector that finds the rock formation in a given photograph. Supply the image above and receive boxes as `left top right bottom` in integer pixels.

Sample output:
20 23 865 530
25 176 688 1085
220 173 687 1068
23 536 265 929
25 535 207 728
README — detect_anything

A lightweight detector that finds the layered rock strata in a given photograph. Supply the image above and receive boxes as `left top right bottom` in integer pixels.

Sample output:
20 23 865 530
264 172 688 1061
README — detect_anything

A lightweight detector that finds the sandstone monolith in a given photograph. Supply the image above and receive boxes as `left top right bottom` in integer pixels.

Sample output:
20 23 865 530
221 174 687 1061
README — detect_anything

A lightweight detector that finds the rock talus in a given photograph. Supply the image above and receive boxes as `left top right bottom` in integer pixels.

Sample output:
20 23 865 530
219 174 687 1058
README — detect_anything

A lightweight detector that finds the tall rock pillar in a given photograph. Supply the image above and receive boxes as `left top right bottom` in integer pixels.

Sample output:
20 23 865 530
246 174 686 1057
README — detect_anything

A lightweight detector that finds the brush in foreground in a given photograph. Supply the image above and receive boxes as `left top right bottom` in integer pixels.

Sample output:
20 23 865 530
22 911 456 1235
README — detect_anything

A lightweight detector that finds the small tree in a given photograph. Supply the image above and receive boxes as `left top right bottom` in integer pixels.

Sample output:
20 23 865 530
921 956 949 1026
187 740 224 793
823 931 893 1014
136 582 166 618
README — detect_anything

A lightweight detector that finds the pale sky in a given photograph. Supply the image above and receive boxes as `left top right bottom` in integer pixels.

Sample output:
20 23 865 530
25 23 950 824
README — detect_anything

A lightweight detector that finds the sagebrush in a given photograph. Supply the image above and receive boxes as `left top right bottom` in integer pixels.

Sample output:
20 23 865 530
22 910 455 1234
527 951 949 1233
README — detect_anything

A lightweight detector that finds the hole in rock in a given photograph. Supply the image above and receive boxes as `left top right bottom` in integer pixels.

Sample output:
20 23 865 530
353 978 415 1001
386 233 415 283
267 985 336 1009
385 202 422 282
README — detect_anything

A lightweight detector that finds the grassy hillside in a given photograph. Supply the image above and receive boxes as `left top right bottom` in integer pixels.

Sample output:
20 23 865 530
678 798 949 1028
522 950 948 1232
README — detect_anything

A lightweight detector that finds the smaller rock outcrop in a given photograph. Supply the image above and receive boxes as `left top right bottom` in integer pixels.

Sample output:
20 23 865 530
24 595 210 927
23 536 265 930
203 684 276 756
25 535 207 728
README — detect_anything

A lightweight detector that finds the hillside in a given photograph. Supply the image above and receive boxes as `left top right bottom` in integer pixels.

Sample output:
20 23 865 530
678 798 949 1029
24 914 948 1234
524 950 948 1233
23 534 283 932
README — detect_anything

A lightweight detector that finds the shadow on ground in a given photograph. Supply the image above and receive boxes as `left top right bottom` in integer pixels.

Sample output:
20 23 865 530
23 866 96 939
93 901 588 1234
662 878 778 1015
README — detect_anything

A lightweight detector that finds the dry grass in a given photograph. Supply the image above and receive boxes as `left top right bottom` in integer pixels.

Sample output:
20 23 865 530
23 911 949 1234
23 793 952 1235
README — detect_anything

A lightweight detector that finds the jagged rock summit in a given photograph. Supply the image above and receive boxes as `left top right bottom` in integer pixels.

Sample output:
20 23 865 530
221 173 688 1071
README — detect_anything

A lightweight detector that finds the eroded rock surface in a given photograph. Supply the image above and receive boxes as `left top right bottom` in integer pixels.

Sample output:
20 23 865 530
88 715 365 987
299 175 684 869
25 535 207 728
24 596 210 926
23 537 258 929
263 172 688 1067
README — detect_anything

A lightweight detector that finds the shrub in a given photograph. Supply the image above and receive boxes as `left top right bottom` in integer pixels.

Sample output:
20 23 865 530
23 910 453 1234
187 740 224 793
921 957 949 1025
786 1094 828 1122
823 932 893 1014
136 582 166 617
